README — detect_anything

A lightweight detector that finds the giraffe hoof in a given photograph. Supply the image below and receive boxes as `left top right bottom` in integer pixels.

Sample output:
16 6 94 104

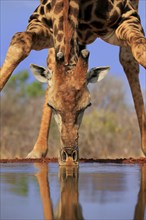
26 149 48 159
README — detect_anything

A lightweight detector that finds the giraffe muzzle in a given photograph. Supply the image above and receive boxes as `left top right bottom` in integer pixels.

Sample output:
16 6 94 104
59 147 79 166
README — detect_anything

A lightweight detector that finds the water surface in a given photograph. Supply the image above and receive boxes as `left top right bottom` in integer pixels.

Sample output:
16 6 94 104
0 163 146 220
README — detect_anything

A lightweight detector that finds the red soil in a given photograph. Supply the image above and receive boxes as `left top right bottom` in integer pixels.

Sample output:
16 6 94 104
0 157 146 164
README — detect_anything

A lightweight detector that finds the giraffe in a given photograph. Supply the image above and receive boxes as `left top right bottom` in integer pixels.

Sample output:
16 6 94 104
0 0 146 165
0 0 109 165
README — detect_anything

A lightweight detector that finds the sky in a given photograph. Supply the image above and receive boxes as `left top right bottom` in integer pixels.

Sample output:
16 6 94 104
0 0 146 104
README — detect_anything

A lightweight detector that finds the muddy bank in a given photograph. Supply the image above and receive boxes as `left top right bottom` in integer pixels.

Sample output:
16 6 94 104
0 157 146 164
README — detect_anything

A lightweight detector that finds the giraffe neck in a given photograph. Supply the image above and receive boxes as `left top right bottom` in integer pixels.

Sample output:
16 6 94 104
30 0 141 65
52 0 79 66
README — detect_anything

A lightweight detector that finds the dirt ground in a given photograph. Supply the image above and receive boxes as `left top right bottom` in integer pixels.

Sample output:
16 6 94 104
0 157 146 164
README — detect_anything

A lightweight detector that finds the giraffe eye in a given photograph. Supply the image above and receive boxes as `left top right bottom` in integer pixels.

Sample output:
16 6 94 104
87 103 92 108
47 103 56 111
84 103 92 110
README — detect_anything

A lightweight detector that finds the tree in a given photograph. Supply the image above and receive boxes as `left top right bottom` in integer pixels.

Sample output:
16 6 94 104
79 75 141 158
2 70 45 99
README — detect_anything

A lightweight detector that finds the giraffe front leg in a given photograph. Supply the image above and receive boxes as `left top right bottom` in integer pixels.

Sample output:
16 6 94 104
27 49 55 159
27 87 52 158
120 47 146 156
0 31 33 90
115 1 146 69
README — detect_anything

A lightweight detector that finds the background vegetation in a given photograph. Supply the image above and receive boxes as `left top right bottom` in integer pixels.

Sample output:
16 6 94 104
0 70 144 159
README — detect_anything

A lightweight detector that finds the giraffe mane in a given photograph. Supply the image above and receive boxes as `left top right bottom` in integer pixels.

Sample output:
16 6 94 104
63 0 79 65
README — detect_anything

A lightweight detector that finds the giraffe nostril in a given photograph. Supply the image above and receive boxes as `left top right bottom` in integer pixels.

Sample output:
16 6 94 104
62 151 67 162
72 150 78 161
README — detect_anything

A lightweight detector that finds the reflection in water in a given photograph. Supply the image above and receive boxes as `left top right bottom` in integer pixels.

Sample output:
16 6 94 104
1 163 146 220
134 164 146 220
35 164 84 220
55 167 84 220
35 164 146 220
35 164 53 220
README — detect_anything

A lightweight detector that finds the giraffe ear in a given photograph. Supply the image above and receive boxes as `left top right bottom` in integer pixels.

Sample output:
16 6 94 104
86 66 110 84
30 64 52 83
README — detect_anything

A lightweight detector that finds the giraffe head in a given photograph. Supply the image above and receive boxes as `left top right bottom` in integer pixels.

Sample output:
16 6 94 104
30 49 109 166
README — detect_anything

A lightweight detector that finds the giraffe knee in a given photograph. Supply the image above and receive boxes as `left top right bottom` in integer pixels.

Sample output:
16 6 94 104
131 38 146 69
10 32 33 57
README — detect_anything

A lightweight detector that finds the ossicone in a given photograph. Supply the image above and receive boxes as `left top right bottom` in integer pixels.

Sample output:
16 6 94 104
56 52 64 62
